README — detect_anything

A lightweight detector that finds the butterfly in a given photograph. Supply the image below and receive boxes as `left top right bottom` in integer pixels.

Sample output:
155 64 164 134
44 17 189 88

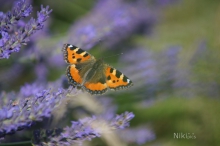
62 44 133 95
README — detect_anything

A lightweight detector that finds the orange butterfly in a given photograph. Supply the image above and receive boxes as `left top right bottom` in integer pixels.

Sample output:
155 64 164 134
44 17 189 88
62 44 133 95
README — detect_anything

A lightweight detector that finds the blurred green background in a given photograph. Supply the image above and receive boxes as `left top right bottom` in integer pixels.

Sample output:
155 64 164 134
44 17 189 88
134 0 220 145
135 0 220 145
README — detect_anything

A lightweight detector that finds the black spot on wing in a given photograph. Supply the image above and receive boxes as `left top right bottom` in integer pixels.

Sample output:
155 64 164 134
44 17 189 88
107 75 111 80
123 75 129 82
77 58 82 62
115 70 122 78
110 68 114 73
83 53 89 57
76 48 84 54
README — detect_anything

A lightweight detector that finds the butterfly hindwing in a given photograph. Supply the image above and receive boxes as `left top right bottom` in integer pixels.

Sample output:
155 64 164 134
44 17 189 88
63 44 93 64
83 64 108 95
83 81 108 95
105 66 132 90
66 64 83 86
66 60 97 86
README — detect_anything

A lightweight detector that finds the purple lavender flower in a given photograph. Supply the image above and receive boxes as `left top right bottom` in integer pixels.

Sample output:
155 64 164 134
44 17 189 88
0 83 67 138
33 118 99 145
32 112 135 145
20 83 45 97
0 1 52 59
120 46 184 97
119 127 156 145
57 117 101 144
0 0 32 32
68 0 155 49
110 111 135 129
120 47 160 94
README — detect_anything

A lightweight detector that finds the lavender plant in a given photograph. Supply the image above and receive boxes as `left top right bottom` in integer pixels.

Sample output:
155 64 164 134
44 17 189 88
0 82 67 138
0 0 52 59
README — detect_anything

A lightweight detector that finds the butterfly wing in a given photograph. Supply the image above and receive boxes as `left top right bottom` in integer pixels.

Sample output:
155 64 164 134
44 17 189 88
82 63 108 95
66 64 83 86
83 79 108 95
63 44 96 86
105 65 133 90
82 64 133 94
63 44 94 64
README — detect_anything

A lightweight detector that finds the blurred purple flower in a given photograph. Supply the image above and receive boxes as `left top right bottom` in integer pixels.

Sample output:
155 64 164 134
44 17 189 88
111 111 135 129
158 46 181 82
19 83 45 97
120 46 185 98
119 127 156 145
68 0 155 49
158 46 194 97
120 48 159 91
0 0 15 7
34 63 48 81
0 0 52 59
47 51 66 68
98 97 117 121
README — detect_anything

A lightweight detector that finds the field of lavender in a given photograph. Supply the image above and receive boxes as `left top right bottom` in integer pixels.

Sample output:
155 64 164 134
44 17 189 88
0 0 220 146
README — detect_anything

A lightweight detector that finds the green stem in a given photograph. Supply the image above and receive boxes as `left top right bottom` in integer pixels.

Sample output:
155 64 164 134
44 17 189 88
0 140 31 146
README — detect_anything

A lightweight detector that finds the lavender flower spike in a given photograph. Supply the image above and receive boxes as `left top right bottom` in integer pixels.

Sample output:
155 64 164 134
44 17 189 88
0 0 32 32
32 116 100 146
0 84 66 138
32 112 135 146
0 1 52 59
110 111 135 129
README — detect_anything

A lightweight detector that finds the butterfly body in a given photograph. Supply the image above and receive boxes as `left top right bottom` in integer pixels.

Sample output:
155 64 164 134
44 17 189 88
63 44 133 95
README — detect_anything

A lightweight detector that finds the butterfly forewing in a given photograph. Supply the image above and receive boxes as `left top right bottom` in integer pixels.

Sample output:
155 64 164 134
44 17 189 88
105 65 133 90
63 44 93 64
